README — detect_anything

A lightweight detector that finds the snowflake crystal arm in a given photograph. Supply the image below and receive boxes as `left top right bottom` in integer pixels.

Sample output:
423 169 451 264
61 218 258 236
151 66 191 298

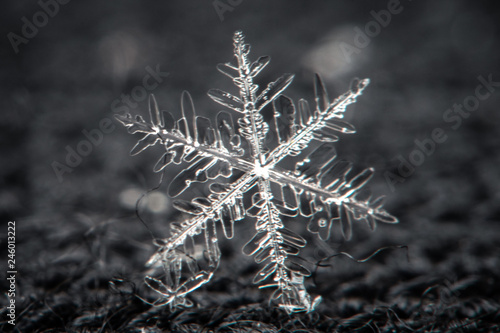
116 30 398 313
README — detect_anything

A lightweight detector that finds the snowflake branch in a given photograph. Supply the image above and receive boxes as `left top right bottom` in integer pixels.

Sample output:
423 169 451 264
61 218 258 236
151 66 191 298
209 31 293 162
243 178 319 312
266 76 370 165
144 219 220 310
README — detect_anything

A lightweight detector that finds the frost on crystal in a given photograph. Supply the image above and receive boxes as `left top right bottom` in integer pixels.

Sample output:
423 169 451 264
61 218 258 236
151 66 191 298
116 31 398 314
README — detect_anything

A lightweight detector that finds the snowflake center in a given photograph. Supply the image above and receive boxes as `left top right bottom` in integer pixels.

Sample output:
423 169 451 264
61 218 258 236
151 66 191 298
254 161 270 179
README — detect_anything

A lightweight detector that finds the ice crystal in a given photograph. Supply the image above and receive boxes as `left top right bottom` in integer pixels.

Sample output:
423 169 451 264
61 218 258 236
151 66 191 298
116 31 398 314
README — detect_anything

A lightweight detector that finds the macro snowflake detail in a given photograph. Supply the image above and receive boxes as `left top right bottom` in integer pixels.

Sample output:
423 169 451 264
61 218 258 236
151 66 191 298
116 31 398 314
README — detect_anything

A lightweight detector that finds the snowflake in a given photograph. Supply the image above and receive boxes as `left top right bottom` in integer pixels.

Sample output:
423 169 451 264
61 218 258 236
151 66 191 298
116 31 398 314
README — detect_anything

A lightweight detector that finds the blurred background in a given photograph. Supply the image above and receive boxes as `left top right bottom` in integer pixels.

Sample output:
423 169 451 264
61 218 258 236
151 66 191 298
1 0 499 331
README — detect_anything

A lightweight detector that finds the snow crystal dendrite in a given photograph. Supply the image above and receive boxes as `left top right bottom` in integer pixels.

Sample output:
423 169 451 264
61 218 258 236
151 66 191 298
116 31 398 314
